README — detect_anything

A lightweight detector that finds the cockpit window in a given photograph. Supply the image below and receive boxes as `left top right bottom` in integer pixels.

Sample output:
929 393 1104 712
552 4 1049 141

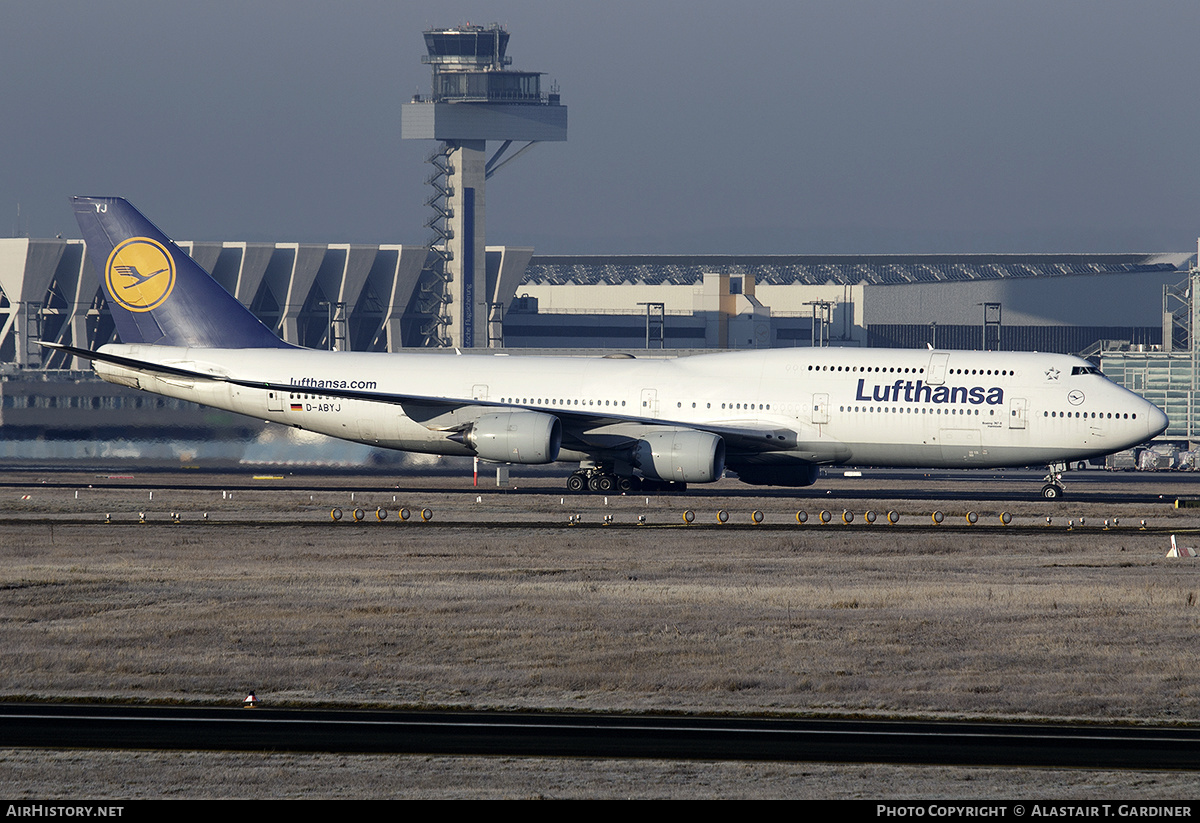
1071 366 1103 376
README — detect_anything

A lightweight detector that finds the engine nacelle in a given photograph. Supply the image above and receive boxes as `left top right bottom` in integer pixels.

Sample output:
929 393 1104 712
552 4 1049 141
733 463 821 487
634 429 725 483
466 411 561 464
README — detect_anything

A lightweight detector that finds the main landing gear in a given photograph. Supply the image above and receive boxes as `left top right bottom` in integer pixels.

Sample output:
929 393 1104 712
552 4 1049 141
566 468 686 494
1041 463 1067 500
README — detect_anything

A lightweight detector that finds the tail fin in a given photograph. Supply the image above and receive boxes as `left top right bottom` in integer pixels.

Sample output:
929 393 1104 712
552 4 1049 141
72 196 290 348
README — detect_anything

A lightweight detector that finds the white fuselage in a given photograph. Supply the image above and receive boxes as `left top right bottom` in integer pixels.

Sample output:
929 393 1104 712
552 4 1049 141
92 344 1167 473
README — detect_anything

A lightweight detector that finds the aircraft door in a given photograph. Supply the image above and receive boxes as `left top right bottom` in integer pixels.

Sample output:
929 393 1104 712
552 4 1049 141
640 389 659 417
1009 397 1028 429
472 384 489 401
812 393 830 425
266 389 283 412
927 353 949 385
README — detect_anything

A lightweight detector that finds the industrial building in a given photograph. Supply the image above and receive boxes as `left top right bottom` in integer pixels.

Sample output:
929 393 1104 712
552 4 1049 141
1 236 1187 362
1097 250 1200 463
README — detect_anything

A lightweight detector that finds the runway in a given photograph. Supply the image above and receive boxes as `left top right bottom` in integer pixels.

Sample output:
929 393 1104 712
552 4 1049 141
2 466 1198 505
0 467 1197 533
5 703 1199 769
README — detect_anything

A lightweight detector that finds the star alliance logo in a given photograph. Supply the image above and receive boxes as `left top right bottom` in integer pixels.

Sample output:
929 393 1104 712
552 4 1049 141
105 237 176 312
1045 367 1060 381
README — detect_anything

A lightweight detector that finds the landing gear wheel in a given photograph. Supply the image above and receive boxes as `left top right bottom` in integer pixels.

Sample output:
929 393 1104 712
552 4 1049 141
1041 463 1067 501
1041 483 1064 500
567 473 587 493
597 475 615 493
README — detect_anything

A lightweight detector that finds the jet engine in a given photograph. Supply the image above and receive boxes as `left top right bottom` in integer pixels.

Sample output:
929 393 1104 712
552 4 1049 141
633 429 725 483
465 411 562 464
733 463 821 487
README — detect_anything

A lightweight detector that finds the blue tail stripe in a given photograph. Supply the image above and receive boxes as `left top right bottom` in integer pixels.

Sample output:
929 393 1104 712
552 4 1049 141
72 196 292 349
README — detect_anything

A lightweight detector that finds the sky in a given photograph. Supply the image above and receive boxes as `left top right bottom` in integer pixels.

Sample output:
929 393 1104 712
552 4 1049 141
2 0 1200 254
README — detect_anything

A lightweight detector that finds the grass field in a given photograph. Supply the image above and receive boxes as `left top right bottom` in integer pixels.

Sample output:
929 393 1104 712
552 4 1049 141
2 470 1198 797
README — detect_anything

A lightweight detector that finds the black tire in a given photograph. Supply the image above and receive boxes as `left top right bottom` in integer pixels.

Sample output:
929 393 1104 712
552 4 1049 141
1041 483 1063 500
597 475 615 493
566 474 587 493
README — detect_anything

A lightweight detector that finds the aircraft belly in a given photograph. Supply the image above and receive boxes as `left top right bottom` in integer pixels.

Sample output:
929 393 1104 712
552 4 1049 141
843 441 1110 469
764 440 851 464
939 428 985 464
148 374 233 410
97 371 238 418
201 381 466 456
840 443 943 467
281 400 472 454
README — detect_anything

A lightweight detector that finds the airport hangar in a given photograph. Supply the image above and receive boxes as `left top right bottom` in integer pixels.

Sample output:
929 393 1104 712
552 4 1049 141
0 235 1198 461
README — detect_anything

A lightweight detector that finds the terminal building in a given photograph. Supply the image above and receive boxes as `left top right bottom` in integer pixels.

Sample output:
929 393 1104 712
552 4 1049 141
0 237 1186 365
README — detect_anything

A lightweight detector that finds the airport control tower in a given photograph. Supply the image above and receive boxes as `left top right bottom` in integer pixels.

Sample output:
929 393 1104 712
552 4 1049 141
402 24 567 347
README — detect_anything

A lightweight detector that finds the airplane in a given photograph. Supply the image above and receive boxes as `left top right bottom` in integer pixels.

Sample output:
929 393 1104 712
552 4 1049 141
49 196 1169 500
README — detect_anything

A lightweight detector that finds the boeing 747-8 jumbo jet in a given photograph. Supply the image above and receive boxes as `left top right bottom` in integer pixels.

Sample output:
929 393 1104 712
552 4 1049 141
53 197 1168 499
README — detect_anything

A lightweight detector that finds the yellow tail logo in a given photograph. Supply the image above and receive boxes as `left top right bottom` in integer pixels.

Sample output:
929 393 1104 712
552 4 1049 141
105 237 176 312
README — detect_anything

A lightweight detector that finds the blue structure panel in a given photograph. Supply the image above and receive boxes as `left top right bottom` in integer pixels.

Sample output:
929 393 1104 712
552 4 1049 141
463 187 474 348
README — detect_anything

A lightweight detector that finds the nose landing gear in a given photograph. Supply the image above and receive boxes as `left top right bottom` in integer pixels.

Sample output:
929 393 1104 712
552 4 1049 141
1041 463 1067 500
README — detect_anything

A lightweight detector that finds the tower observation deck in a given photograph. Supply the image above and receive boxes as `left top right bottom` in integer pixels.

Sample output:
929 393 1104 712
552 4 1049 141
402 24 567 347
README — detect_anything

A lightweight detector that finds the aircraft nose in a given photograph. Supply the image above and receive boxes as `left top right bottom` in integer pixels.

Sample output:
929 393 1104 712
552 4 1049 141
1146 402 1169 439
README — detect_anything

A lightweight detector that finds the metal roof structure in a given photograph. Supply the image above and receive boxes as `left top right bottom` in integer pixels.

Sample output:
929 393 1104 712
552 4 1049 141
524 253 1191 287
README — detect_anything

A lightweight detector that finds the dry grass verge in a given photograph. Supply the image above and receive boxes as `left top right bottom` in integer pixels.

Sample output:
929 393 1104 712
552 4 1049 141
2 515 1197 720
3 472 1199 797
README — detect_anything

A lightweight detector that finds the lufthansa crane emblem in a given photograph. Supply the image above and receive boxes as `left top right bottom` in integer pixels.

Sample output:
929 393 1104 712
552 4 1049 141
1067 390 1085 406
105 237 176 312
